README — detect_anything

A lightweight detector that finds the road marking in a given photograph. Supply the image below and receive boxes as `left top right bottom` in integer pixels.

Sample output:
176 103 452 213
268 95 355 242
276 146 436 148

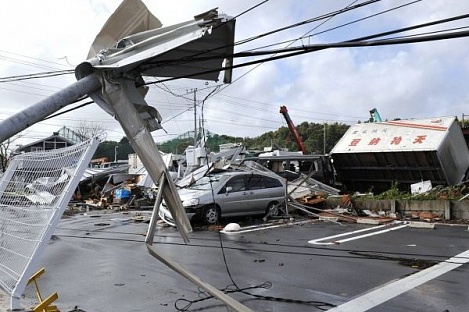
308 223 408 245
329 249 469 311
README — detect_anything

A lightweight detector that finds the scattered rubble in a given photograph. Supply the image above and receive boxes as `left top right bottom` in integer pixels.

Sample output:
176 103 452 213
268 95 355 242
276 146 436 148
67 143 469 227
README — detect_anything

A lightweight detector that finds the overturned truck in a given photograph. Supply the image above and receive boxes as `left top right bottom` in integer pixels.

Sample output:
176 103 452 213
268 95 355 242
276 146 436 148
330 116 469 194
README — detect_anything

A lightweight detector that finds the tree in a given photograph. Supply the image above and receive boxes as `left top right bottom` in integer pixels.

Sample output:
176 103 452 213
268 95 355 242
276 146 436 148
118 137 135 160
94 140 117 161
0 134 23 173
74 121 106 140
93 137 135 161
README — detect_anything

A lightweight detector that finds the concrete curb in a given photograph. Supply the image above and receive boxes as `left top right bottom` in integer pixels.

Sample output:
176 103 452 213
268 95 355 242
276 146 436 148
409 221 436 229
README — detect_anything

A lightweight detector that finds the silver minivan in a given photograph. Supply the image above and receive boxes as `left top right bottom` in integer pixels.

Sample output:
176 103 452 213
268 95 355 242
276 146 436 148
159 170 286 225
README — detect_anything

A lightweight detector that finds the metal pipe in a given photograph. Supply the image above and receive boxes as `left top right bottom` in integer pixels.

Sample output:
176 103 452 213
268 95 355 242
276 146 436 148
0 74 101 143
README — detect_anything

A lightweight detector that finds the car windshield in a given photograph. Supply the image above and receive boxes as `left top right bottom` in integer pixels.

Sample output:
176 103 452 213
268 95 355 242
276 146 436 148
187 174 225 190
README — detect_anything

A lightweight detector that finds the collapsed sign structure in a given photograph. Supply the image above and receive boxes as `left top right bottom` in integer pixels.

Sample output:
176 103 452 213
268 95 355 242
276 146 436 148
330 116 469 193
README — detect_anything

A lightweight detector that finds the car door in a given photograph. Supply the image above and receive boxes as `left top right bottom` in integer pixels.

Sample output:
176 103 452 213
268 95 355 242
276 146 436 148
244 173 269 214
246 174 286 215
217 174 249 217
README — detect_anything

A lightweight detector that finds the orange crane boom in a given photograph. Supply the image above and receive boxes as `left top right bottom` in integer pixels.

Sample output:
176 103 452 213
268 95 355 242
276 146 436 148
279 105 306 154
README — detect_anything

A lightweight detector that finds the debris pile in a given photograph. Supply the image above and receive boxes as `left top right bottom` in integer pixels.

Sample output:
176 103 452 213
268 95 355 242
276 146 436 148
71 173 156 211
410 211 441 222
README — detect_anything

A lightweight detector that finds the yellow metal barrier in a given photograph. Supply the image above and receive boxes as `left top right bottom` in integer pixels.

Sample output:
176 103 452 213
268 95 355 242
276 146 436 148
27 268 59 312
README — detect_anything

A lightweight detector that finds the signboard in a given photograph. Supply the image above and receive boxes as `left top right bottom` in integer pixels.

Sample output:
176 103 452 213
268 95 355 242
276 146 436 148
330 116 469 193
331 117 456 153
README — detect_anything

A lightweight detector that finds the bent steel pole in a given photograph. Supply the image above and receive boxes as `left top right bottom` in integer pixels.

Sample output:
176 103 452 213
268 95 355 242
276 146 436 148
0 73 101 143
145 175 252 312
101 76 192 239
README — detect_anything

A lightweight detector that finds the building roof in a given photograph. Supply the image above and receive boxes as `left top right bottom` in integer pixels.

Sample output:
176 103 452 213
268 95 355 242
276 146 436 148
16 128 77 151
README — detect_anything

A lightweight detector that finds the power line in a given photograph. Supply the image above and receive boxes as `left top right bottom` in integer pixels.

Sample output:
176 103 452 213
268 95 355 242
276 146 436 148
0 49 72 69
44 100 94 120
183 0 383 63
139 3 467 86
145 24 469 86
228 0 270 22
211 93 364 120
210 0 390 112
300 0 422 43
137 0 385 82
240 0 421 52
234 0 383 48
2 81 62 93
0 69 74 83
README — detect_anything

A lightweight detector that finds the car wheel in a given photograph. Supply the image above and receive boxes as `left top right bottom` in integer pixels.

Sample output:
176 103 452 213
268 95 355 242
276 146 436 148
266 201 280 217
201 205 220 225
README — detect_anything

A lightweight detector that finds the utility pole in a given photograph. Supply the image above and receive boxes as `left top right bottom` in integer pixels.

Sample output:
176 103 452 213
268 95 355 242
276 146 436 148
0 74 101 143
193 88 197 145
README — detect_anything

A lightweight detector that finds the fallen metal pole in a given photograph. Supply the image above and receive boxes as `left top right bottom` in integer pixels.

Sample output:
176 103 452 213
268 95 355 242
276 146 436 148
145 175 252 312
0 73 101 143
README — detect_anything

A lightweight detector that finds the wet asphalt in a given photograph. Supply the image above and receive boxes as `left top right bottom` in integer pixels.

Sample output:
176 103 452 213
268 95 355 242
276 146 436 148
14 210 469 312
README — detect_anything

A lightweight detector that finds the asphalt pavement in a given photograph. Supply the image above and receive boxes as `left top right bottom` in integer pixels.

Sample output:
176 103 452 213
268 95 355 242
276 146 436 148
5 210 468 312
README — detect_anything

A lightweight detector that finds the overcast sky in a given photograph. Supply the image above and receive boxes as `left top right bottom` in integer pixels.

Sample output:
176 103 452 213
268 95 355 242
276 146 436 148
2 0 469 149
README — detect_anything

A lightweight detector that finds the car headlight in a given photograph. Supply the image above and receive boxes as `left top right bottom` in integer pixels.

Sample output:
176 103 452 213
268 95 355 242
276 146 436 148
182 198 199 207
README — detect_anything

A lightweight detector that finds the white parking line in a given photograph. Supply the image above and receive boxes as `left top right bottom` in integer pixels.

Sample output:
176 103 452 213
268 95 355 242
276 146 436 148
308 223 408 245
328 249 469 311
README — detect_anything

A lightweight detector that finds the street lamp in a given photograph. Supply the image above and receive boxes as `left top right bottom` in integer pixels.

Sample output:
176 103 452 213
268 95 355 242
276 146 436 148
114 145 118 162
